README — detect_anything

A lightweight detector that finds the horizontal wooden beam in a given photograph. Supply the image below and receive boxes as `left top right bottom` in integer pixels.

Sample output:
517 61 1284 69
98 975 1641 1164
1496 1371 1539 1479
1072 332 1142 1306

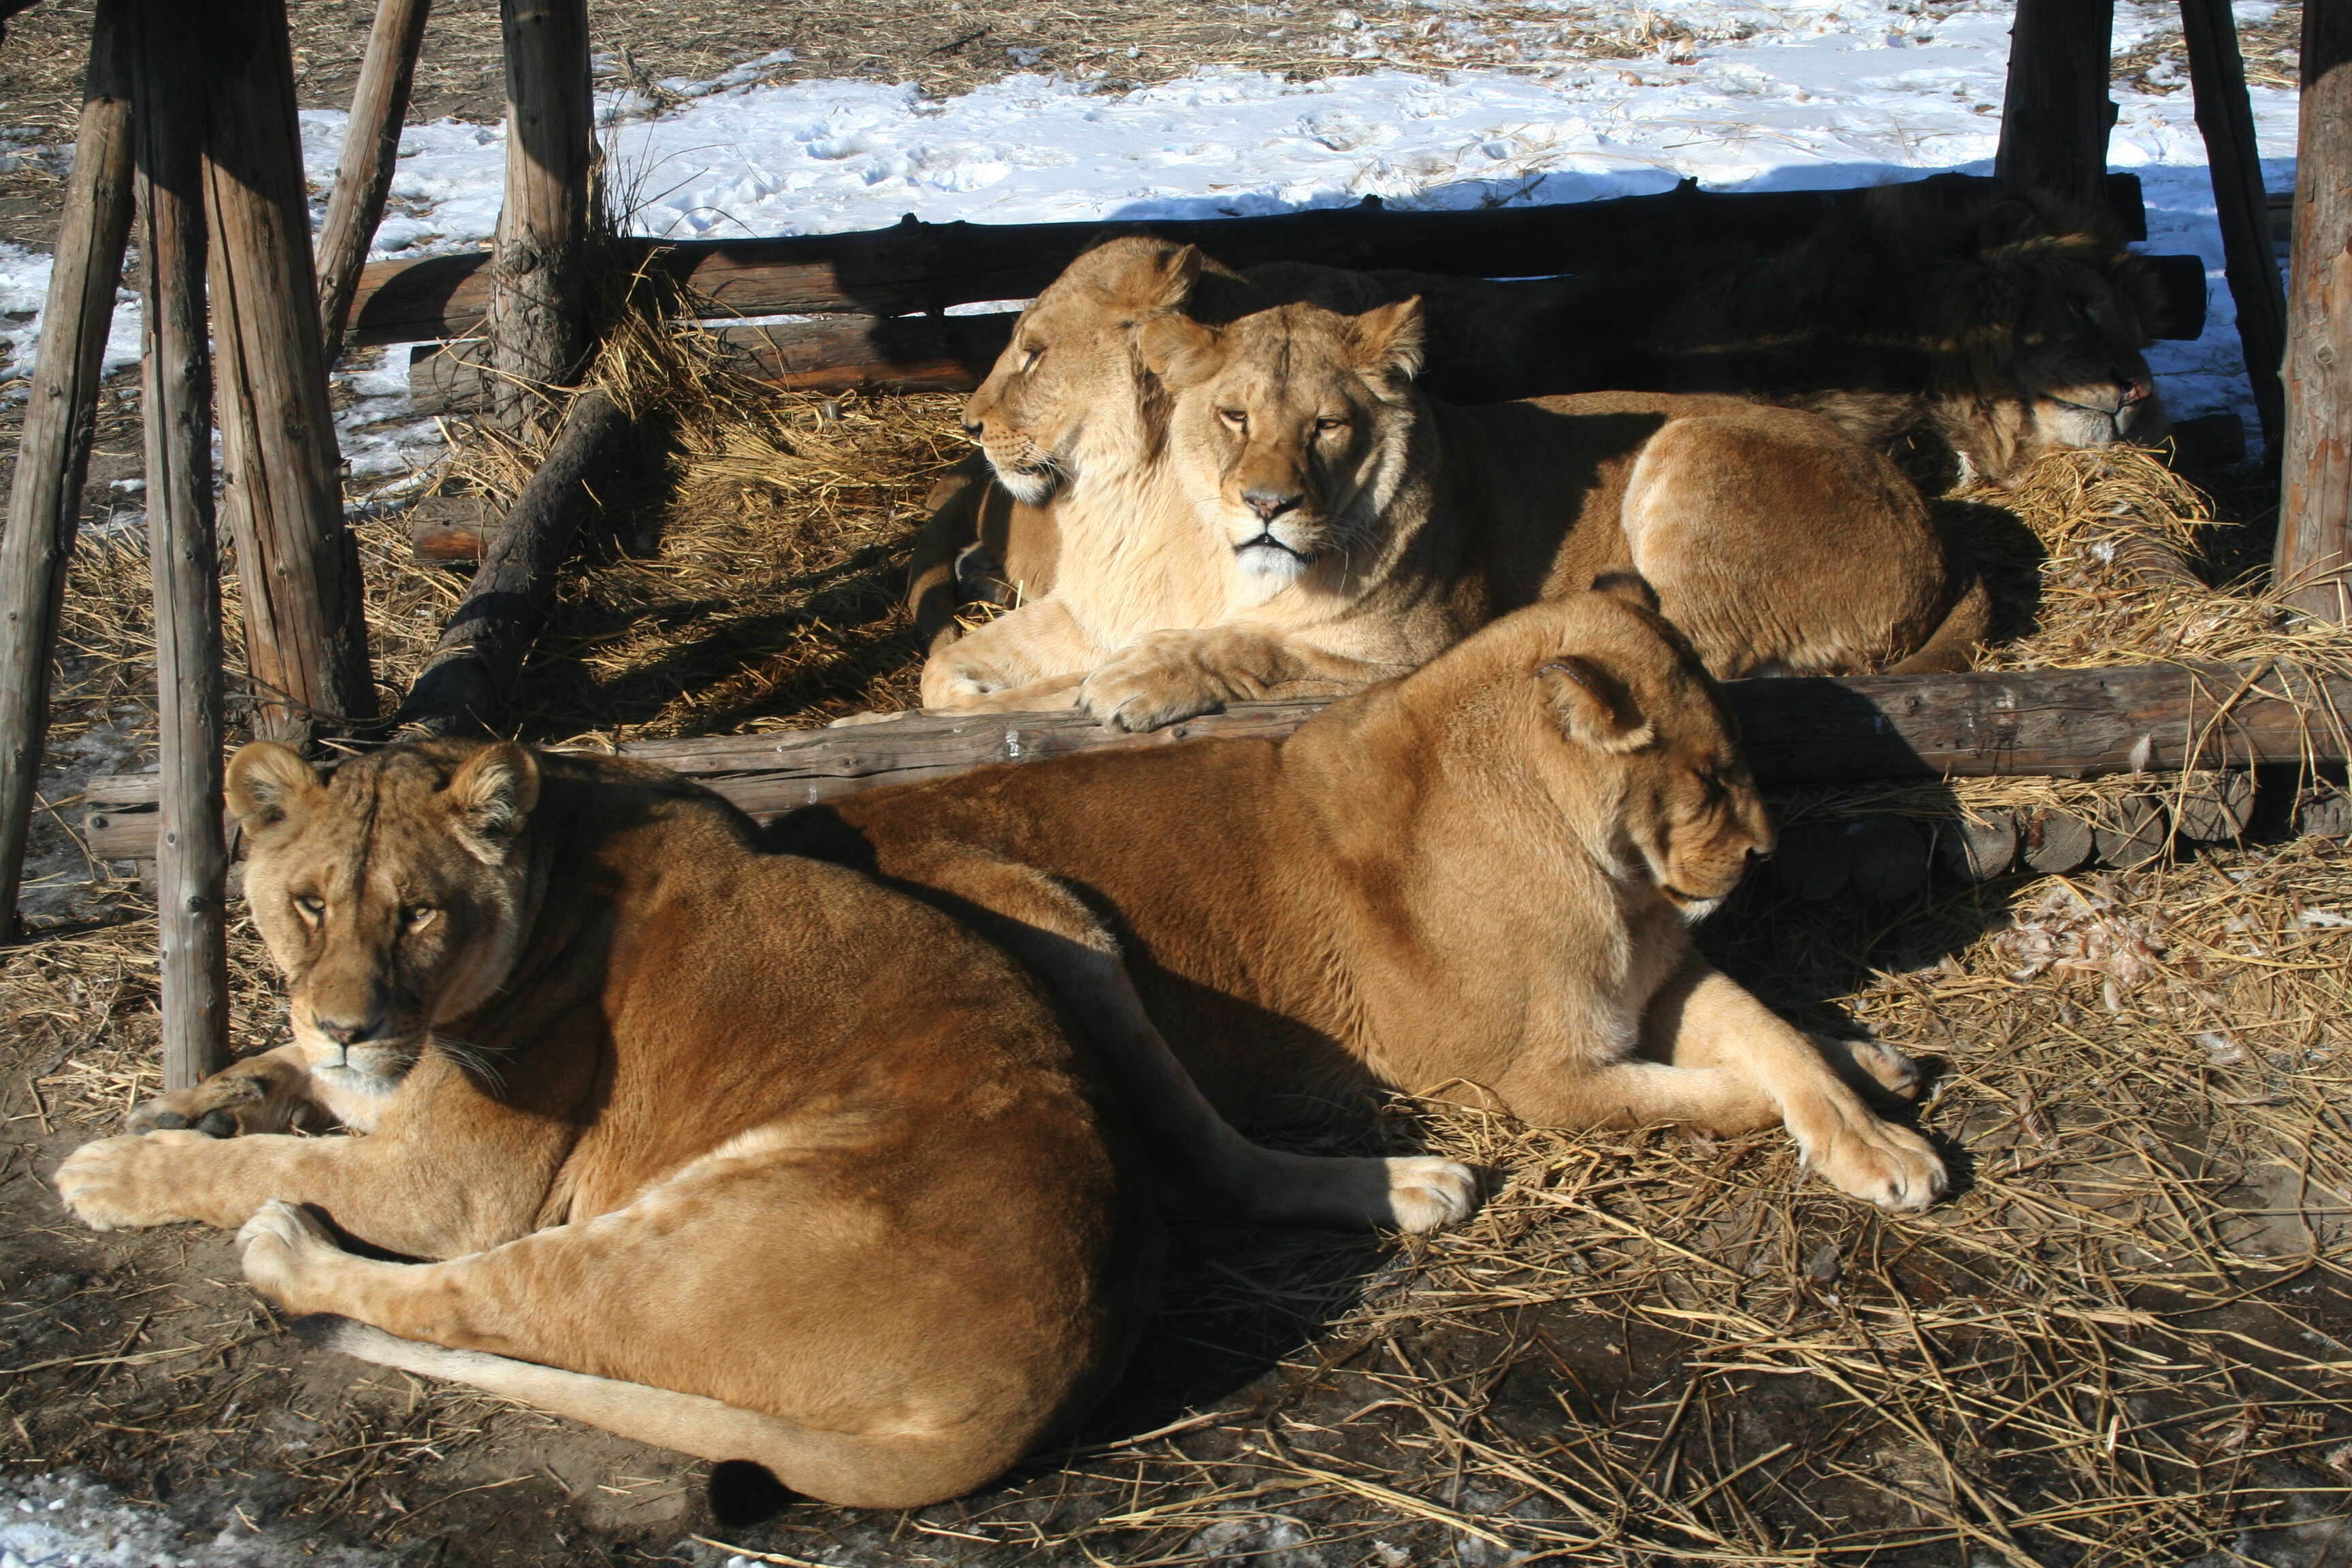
348 171 2166 348
80 660 2352 863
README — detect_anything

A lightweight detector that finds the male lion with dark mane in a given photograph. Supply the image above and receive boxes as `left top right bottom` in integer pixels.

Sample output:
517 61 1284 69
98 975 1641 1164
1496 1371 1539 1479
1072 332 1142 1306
785 590 1948 1213
54 741 1471 1507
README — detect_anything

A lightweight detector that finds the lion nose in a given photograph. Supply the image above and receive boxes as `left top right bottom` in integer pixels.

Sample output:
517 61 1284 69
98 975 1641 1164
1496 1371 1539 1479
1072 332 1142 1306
1747 845 1773 866
2120 376 2154 405
1242 487 1303 522
960 416 985 438
314 1012 385 1047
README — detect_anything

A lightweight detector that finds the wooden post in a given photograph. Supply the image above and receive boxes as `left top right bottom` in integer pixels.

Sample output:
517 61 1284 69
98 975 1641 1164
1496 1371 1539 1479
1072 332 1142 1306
132 0 231 1089
2181 0 2289 451
201 0 376 745
0 0 133 940
1995 0 2117 213
488 0 595 429
316 0 432 363
2275 1 2352 622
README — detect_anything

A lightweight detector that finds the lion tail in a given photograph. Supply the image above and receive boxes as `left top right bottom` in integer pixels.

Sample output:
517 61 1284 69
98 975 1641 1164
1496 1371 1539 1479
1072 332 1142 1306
299 1316 1003 1509
1887 568 1992 675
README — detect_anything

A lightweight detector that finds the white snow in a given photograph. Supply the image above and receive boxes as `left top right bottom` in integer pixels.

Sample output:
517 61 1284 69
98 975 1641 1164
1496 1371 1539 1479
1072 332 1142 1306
0 1470 393 1567
0 0 2306 466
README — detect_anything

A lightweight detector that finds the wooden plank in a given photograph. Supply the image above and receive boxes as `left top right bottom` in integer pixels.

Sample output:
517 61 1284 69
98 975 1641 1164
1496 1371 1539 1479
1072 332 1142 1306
316 0 431 363
2181 0 2289 451
1995 0 2117 214
131 0 230 1089
202 0 376 745
395 389 627 733
487 0 593 427
84 661 2352 862
342 172 2157 348
2276 2 2352 621
0 0 132 938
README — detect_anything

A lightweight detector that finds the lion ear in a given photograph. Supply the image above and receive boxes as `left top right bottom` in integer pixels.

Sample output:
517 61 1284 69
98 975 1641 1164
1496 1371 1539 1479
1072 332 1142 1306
1139 313 1222 385
1085 238 1204 316
1589 572 1662 614
1351 295 1424 384
226 742 323 836
1539 655 1654 754
444 742 540 862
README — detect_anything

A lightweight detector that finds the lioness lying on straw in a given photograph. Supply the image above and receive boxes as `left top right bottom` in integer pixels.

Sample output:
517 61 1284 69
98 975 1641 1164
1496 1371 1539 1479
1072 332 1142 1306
54 742 1471 1507
902 239 1983 730
784 588 1948 1213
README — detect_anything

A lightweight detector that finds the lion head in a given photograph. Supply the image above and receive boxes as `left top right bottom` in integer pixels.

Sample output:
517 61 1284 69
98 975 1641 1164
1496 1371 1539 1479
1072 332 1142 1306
962 238 1260 504
1140 297 1426 601
227 740 544 1098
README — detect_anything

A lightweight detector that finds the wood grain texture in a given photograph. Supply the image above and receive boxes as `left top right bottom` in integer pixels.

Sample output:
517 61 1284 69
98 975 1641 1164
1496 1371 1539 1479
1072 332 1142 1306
0 0 131 937
1993 0 2117 213
487 0 592 426
2181 0 2289 451
342 172 2167 347
132 0 230 1088
2276 1 2352 621
316 0 431 362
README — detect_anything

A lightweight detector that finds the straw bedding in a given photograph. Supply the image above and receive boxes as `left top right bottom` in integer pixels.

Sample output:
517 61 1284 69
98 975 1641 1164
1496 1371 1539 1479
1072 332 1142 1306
5 310 2352 1565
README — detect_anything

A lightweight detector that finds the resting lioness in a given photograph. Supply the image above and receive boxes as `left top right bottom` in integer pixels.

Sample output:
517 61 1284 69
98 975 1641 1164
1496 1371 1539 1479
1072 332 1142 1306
54 742 1468 1507
784 590 1948 1212
926 274 1984 730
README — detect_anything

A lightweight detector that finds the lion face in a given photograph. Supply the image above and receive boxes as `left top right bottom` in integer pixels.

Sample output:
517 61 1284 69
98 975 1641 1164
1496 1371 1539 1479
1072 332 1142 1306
1145 299 1426 600
962 238 1216 504
227 741 543 1098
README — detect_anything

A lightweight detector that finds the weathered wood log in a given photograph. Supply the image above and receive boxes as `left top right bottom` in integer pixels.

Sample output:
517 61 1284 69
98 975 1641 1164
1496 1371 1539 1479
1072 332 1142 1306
2019 807 2097 874
0 0 133 940
2171 768 2254 841
487 0 593 428
407 494 491 561
2091 792 2170 869
2182 0 2289 453
2276 3 2352 621
2298 786 2352 840
395 390 627 733
1995 0 2117 215
1936 812 2019 881
202 0 376 745
84 661 2352 864
343 172 2163 348
133 0 230 1088
316 0 431 362
1846 817 1931 902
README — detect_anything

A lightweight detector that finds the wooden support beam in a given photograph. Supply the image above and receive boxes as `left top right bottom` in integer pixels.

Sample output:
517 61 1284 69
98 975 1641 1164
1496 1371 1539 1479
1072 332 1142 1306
84 661 2352 863
1995 0 2117 214
395 389 627 734
2276 1 2352 622
131 0 230 1090
487 0 593 428
2181 0 2289 451
0 0 133 939
316 0 431 363
202 0 376 745
343 172 2157 348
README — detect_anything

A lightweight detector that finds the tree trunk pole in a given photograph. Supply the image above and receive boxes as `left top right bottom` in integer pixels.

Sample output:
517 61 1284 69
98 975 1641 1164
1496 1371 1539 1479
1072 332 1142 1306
316 0 432 363
2276 1 2352 622
201 0 376 746
1995 0 2117 213
0 0 133 940
2180 0 2289 452
488 0 594 429
133 0 231 1090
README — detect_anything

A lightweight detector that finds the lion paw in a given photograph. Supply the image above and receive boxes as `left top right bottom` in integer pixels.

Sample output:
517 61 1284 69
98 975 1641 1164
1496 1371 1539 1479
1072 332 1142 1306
1079 642 1228 733
827 709 914 728
238 1200 346 1309
55 1131 211 1230
1843 1037 1929 1102
1797 1113 1946 1213
126 1072 269 1137
1383 1157 1482 1234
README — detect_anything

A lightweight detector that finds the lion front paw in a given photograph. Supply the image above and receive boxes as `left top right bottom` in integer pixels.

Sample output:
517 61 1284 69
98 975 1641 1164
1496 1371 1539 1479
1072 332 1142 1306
55 1131 213 1231
126 1071 270 1138
238 1199 347 1310
1080 637 1233 733
1383 1156 1482 1234
1797 1112 1947 1213
826 708 915 728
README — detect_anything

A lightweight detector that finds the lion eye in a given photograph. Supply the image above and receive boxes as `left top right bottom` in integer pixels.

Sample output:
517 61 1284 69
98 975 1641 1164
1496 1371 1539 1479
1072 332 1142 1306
1218 408 1247 429
403 905 438 931
294 894 325 921
1019 343 1045 372
1314 416 1350 433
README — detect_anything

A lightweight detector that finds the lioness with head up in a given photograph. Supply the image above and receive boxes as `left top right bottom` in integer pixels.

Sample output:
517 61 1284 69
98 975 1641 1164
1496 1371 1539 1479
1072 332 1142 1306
54 742 1471 1508
919 240 1984 730
785 590 1947 1213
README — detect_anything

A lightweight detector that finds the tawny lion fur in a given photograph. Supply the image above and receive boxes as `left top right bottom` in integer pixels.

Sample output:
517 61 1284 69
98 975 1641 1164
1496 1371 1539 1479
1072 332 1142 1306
785 591 1948 1213
54 742 1470 1507
912 241 1983 730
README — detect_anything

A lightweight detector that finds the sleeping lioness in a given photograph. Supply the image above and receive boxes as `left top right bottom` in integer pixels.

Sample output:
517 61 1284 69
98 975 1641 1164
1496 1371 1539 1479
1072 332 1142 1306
54 742 1469 1507
921 252 1984 729
784 589 1948 1213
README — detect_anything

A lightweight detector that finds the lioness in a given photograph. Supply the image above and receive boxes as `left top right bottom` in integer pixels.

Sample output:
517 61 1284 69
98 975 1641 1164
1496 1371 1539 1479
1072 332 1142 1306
785 589 1947 1211
928 278 1983 730
54 742 1469 1507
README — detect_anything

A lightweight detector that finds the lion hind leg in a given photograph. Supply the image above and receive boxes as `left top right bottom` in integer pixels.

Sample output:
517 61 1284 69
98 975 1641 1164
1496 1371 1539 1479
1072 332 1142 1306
305 1316 998 1510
